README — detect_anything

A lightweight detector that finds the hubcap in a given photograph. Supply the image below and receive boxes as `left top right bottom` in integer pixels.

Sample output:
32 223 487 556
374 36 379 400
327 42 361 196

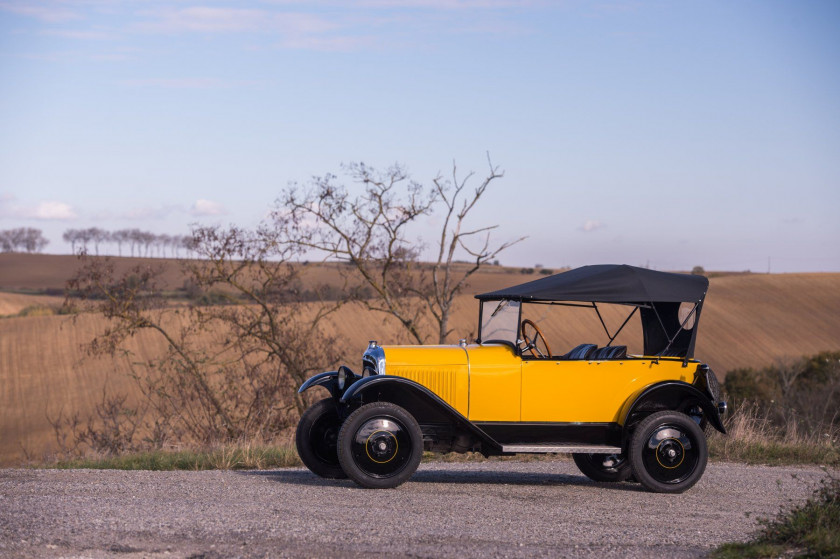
351 417 412 478
642 425 698 484
366 430 399 463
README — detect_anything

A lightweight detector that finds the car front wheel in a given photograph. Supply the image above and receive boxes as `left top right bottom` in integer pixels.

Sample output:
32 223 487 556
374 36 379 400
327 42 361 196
572 452 632 482
295 398 348 479
337 402 423 489
629 410 708 493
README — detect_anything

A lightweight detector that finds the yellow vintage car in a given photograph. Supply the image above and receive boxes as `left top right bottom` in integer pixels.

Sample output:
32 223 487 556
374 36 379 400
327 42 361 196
296 264 727 492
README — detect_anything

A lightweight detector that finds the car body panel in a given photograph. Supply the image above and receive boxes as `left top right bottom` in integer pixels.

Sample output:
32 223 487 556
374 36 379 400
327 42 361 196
381 345 470 416
464 344 521 422
521 357 695 423
378 345 704 427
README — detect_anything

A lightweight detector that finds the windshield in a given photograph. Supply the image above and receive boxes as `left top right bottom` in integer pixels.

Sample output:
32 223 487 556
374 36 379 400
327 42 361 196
480 299 520 345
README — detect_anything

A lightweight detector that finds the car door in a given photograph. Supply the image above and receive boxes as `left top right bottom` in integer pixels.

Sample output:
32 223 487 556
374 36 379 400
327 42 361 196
466 344 522 422
520 358 634 423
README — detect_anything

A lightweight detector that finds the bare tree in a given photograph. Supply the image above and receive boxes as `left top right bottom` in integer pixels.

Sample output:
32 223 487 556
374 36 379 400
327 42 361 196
111 229 129 256
428 161 524 342
158 233 172 257
0 230 11 252
280 157 523 344
0 228 49 253
128 228 142 257
76 228 92 253
21 228 49 253
61 224 347 451
63 229 80 254
84 227 109 256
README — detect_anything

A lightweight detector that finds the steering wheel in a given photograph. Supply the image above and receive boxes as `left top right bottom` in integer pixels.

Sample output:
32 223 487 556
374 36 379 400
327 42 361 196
521 319 552 358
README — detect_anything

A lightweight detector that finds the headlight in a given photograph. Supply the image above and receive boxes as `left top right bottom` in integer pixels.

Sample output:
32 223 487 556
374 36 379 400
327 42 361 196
337 367 347 390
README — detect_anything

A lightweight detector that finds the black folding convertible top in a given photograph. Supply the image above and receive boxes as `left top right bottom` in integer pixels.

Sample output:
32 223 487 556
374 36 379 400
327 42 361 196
477 264 708 304
476 264 709 359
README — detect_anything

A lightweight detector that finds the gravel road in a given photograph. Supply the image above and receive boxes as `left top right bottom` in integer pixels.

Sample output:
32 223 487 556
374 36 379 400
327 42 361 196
0 460 829 559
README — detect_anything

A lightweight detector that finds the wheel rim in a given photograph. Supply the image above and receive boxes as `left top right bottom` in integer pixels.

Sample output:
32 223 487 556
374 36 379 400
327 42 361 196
641 424 699 484
350 416 413 478
310 411 341 466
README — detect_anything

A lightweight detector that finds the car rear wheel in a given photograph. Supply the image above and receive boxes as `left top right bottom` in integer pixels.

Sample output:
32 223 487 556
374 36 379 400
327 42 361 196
629 410 708 493
572 452 632 482
295 398 347 479
337 402 423 489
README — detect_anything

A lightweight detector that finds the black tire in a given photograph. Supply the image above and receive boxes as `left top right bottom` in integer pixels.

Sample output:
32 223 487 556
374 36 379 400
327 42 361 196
629 410 708 494
572 452 632 482
337 402 423 489
295 398 347 479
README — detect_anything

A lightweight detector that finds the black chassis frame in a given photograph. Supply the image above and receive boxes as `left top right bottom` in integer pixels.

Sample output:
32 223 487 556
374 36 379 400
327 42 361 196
298 363 726 457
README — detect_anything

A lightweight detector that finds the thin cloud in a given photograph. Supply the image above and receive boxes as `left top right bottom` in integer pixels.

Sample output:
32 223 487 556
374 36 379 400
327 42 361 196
31 201 77 220
42 29 118 41
281 34 376 51
349 0 537 8
190 199 226 217
0 1 80 23
118 78 241 89
130 3 529 51
135 7 337 35
0 196 78 220
120 204 182 220
580 220 603 232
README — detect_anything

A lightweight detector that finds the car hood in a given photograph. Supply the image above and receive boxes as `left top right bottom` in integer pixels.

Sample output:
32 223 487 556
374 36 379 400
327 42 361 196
382 345 469 369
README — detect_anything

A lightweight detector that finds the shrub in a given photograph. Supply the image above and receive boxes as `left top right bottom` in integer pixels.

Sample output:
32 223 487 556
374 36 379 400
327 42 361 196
713 475 839 558
17 305 56 317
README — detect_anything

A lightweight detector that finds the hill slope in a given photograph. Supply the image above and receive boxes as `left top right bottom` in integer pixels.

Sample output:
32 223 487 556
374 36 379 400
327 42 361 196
1 254 839 465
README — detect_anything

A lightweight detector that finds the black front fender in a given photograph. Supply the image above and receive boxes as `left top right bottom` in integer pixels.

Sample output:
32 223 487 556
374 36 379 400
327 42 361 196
340 376 502 452
623 381 726 435
298 371 340 399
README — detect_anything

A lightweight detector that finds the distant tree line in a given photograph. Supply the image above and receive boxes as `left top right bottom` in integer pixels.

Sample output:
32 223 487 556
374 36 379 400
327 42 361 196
62 228 194 257
0 227 49 253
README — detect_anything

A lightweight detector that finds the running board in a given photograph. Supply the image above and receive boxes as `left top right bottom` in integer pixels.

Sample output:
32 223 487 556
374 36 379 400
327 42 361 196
501 444 621 454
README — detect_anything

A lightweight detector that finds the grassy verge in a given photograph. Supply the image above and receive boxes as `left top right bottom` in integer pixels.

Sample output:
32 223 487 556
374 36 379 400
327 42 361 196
708 402 840 467
709 436 840 467
46 444 301 471
712 475 839 559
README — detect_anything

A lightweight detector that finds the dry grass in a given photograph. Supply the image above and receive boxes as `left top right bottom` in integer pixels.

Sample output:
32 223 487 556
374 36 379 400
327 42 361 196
709 403 840 466
43 442 301 471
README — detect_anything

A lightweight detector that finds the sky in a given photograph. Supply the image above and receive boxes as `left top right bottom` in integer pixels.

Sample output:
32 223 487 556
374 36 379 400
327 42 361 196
1 0 839 272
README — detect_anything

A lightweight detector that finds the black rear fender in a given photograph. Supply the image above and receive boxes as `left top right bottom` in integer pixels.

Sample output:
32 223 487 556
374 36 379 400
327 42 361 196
622 381 726 439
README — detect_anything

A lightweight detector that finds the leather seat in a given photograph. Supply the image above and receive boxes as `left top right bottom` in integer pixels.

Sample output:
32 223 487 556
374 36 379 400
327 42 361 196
563 343 597 360
590 345 627 360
